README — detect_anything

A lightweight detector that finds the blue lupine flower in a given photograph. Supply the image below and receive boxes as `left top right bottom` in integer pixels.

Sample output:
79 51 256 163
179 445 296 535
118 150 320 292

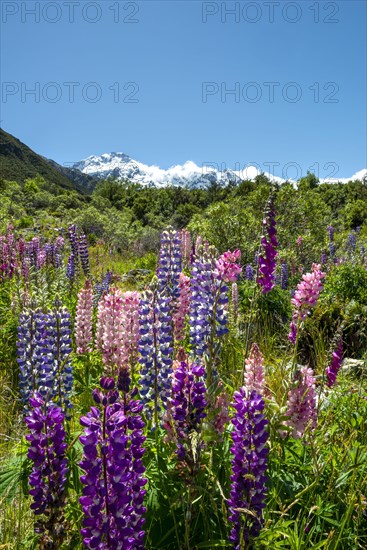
138 290 174 421
280 262 288 290
157 227 182 301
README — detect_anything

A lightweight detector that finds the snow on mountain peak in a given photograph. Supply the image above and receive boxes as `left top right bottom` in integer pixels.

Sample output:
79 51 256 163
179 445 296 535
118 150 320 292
72 153 366 188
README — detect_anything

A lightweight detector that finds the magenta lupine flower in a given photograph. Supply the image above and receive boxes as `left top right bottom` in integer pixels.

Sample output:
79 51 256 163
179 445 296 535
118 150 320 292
326 337 343 387
96 288 124 372
173 273 190 342
244 343 265 396
296 236 303 247
121 291 141 368
285 366 317 439
257 196 278 294
164 361 207 460
215 249 242 283
0 225 16 280
75 280 93 354
288 263 326 344
25 394 68 546
79 378 147 549
229 388 269 546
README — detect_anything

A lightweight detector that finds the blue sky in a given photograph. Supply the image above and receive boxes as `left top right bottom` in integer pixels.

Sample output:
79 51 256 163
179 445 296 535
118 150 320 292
1 0 366 179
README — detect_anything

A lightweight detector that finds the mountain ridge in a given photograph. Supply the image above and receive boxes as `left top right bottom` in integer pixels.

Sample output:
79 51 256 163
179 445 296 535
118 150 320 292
73 152 367 188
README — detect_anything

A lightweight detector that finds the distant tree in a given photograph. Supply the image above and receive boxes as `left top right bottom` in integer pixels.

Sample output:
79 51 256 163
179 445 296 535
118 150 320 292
298 171 319 190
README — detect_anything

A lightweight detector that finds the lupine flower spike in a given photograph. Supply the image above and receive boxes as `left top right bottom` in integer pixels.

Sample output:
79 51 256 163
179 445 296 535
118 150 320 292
284 366 317 439
288 263 325 344
164 361 207 462
229 388 269 547
257 195 278 294
326 336 343 387
79 377 147 549
244 343 265 395
25 394 68 548
75 281 93 354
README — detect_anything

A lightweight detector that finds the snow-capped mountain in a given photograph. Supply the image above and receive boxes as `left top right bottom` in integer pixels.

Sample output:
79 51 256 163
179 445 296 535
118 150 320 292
72 153 366 188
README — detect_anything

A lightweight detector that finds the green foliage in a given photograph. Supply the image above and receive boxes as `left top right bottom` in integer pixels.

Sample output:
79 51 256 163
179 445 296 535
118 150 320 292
323 264 367 305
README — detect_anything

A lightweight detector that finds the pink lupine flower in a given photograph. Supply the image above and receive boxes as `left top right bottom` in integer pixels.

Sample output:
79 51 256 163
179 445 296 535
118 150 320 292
215 249 242 283
296 236 303 246
173 273 190 341
326 337 343 387
75 280 93 354
96 288 124 371
36 249 46 269
288 263 326 343
285 366 317 439
244 343 265 395
181 229 191 265
120 290 140 368
214 387 230 436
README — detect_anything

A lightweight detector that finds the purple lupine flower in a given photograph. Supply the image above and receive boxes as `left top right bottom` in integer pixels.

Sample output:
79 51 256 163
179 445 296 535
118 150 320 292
79 233 90 275
94 271 113 306
44 243 53 265
79 377 147 549
25 394 68 546
53 307 74 415
189 246 241 385
326 337 343 387
346 230 357 253
257 196 278 294
321 252 327 265
329 241 336 259
164 361 207 460
54 236 64 268
138 289 173 421
327 225 335 241
66 254 75 280
67 224 79 261
157 227 182 300
280 262 289 290
102 270 113 292
245 264 255 281
229 388 269 547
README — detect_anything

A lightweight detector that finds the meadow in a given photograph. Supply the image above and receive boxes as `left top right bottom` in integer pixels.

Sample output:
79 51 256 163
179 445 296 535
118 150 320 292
1 182 367 550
